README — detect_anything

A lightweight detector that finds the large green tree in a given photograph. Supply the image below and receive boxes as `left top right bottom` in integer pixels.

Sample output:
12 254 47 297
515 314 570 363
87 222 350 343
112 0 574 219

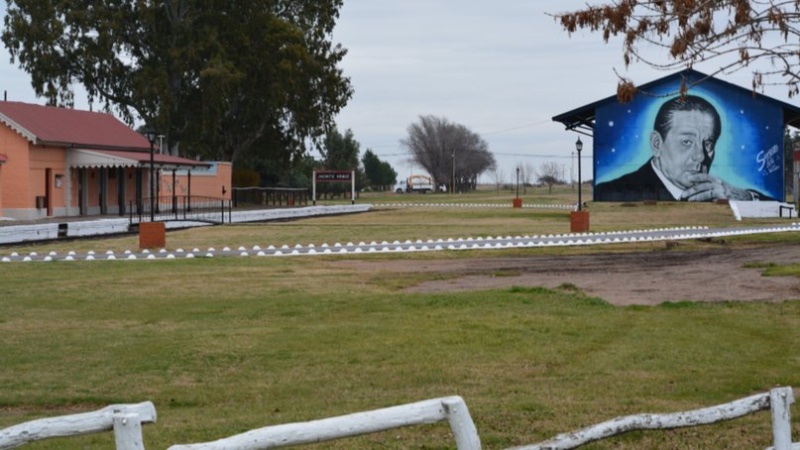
2 0 352 162
553 2 800 101
320 128 359 170
317 128 363 197
361 149 397 191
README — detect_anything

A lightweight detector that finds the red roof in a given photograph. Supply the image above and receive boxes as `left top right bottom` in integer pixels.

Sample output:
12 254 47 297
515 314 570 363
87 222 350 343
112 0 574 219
0 101 151 151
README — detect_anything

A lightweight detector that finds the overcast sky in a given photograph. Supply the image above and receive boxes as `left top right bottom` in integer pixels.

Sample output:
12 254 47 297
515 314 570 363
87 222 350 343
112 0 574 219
0 1 787 184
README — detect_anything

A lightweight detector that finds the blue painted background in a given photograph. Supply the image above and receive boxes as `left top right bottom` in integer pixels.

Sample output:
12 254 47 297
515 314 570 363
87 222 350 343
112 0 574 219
594 76 784 201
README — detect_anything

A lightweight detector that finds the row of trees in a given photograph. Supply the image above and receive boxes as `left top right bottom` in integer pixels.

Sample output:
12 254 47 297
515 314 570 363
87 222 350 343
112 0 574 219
230 110 504 193
233 127 398 196
316 129 397 197
240 114 496 194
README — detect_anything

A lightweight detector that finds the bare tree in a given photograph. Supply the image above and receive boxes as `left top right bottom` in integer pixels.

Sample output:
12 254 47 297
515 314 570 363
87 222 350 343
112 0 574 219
490 167 506 193
516 162 535 194
552 3 800 101
401 115 495 192
538 161 561 194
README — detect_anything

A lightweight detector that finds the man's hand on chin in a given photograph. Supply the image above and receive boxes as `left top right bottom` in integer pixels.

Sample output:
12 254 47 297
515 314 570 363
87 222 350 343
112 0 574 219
680 174 755 201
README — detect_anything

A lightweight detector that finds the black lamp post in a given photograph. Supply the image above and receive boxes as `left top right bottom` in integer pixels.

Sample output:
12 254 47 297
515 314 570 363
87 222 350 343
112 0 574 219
451 150 456 194
515 166 520 198
144 126 157 222
575 136 583 211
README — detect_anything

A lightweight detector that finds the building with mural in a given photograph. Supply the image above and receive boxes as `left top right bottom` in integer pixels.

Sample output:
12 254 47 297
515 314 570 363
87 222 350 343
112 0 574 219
553 70 800 202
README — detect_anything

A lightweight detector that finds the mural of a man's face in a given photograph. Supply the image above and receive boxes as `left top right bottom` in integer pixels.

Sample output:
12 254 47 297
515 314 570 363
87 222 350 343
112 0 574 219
651 109 717 190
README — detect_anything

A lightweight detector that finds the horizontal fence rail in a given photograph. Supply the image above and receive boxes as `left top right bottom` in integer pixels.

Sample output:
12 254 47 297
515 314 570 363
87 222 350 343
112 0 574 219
511 386 796 450
130 196 231 224
167 396 480 450
0 401 156 450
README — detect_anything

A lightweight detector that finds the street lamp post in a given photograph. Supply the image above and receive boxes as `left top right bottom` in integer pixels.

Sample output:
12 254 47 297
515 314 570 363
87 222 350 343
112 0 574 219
575 137 583 211
451 150 455 194
144 127 157 222
515 166 520 198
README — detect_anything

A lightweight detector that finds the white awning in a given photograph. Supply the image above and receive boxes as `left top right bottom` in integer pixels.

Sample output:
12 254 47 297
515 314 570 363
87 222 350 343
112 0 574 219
67 149 141 169
67 149 211 170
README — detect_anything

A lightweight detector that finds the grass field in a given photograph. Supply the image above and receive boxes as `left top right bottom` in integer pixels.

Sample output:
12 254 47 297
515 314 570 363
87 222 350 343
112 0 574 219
1 189 799 449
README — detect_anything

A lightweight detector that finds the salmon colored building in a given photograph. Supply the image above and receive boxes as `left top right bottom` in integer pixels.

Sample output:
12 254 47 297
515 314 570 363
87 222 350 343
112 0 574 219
0 101 231 220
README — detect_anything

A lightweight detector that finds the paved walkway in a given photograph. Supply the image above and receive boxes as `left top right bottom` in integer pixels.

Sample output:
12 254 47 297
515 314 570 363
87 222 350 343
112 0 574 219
0 204 371 245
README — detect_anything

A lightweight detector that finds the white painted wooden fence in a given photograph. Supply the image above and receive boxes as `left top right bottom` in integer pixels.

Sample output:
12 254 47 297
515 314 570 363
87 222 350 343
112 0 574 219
0 389 795 449
167 395 480 450
512 386 797 450
0 401 156 450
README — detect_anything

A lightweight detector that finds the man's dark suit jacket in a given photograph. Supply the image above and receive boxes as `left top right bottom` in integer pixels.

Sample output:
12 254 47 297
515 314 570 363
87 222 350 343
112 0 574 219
594 160 675 202
594 159 773 202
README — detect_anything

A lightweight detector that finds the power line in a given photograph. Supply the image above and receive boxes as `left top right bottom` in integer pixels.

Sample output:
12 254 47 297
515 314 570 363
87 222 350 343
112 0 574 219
356 119 554 153
479 119 551 136
493 152 593 159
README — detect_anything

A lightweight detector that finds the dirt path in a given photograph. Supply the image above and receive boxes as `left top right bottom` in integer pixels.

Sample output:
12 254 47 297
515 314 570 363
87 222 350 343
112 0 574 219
336 242 800 305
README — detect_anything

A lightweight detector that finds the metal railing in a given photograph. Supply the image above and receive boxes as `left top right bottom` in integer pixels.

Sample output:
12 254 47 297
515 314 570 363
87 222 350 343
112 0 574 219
232 187 309 208
129 196 231 225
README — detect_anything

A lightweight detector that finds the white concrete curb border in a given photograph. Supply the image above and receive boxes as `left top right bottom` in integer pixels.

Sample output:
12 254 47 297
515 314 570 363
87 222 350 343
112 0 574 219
3 223 800 263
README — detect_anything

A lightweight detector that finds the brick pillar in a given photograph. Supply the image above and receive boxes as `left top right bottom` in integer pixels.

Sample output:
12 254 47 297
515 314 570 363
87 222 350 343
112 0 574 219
139 222 166 249
570 210 590 233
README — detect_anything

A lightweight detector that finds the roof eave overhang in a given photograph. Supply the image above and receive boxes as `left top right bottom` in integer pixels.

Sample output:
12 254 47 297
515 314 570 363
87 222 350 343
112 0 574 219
552 108 596 137
552 69 800 137
39 140 150 152
153 163 210 171
0 113 36 143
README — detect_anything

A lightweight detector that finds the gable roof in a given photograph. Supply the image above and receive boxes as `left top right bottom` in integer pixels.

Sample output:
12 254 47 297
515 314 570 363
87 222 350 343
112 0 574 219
0 101 151 151
552 69 800 136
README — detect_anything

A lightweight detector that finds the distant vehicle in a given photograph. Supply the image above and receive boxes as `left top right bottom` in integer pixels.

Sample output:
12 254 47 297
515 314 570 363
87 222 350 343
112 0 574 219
394 174 435 194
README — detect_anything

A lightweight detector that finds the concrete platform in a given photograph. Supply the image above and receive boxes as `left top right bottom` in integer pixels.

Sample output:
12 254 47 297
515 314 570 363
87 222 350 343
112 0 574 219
729 201 796 220
0 205 372 245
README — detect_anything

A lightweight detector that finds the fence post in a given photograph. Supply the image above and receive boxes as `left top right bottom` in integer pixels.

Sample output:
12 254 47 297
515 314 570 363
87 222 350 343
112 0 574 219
113 413 146 450
770 387 795 450
0 401 155 449
442 397 481 450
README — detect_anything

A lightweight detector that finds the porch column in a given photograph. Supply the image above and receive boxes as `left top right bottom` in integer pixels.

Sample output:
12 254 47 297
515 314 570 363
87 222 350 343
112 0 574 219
187 170 192 212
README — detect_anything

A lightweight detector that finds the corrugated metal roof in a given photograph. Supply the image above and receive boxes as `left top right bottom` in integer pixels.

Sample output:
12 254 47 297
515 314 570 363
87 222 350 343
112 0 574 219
0 101 151 151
